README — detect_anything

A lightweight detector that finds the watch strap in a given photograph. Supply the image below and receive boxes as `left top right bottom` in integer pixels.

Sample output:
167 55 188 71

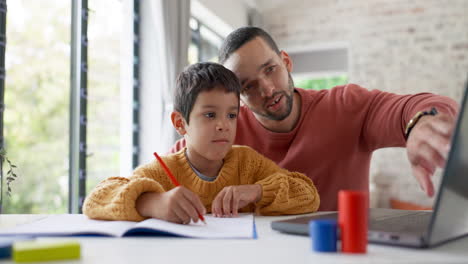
404 107 438 140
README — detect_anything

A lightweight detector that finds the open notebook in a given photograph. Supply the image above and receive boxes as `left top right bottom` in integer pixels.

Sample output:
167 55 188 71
0 214 256 239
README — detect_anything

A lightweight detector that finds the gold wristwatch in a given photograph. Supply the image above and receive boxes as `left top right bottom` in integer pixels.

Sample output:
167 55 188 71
404 107 438 140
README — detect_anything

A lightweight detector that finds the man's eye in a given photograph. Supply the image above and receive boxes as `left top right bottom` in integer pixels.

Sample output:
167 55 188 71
243 84 254 92
228 113 237 119
204 112 215 118
266 66 275 73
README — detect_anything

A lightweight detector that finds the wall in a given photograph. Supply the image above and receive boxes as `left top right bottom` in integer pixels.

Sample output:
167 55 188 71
192 0 250 36
255 0 468 207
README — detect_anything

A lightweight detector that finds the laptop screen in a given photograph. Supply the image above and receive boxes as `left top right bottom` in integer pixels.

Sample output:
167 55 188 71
429 80 468 246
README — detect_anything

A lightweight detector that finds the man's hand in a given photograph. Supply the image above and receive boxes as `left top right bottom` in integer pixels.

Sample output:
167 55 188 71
211 184 262 217
406 113 456 197
136 186 206 224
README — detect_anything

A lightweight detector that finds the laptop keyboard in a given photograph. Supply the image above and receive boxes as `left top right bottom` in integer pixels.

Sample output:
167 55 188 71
369 211 432 234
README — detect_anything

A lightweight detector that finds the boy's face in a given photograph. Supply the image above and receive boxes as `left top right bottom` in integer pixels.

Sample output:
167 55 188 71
176 87 239 162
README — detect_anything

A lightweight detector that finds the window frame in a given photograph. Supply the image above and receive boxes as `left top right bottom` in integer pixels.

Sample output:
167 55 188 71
189 16 223 63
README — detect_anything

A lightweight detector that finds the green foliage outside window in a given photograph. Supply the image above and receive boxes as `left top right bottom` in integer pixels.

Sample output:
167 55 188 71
3 1 70 213
295 75 348 90
3 0 121 213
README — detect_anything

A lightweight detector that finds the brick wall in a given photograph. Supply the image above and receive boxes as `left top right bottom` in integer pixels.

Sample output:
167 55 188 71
255 0 468 207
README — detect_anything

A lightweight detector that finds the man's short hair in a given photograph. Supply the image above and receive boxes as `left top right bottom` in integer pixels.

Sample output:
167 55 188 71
174 62 241 124
218 27 280 64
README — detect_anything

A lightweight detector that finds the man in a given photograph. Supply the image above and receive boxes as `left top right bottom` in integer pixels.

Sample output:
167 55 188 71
170 27 459 211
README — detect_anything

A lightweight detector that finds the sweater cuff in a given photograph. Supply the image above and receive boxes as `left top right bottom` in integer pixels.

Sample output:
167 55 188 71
411 97 459 119
255 176 286 208
123 178 166 221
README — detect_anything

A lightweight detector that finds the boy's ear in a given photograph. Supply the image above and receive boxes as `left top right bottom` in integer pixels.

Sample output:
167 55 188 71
171 111 187 136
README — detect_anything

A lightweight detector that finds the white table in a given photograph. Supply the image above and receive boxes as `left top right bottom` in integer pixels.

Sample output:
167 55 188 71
1 214 467 264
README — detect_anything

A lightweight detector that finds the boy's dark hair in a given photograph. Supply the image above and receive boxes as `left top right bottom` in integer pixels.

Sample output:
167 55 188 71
174 62 241 124
218 27 281 64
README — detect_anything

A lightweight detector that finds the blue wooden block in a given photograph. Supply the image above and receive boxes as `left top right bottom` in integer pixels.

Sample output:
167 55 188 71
0 236 33 259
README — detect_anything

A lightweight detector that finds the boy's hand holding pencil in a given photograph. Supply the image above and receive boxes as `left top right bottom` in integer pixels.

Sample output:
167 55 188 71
149 152 206 225
136 187 206 225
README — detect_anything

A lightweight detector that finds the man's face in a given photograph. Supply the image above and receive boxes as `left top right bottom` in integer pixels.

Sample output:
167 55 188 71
223 37 294 121
182 87 239 162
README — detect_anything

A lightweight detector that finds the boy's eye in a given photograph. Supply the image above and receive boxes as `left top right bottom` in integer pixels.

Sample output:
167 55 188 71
204 112 215 118
228 113 237 119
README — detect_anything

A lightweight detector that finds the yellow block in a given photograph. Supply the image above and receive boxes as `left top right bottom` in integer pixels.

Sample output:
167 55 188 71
13 240 80 262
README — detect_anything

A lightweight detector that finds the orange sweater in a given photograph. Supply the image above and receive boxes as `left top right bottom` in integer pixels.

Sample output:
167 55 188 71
170 85 459 211
83 145 320 221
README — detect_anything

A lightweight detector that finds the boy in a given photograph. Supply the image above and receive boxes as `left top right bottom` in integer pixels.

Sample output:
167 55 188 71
83 62 319 224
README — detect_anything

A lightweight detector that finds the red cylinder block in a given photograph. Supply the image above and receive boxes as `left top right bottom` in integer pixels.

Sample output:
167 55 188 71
338 190 369 253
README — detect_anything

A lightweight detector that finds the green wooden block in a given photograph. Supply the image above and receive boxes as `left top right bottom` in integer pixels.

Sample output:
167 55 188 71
13 240 80 262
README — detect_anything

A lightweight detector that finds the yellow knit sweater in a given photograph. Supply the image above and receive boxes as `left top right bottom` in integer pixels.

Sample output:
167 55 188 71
83 145 320 221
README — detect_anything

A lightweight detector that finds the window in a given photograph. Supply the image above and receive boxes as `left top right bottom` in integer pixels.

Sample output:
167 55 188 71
86 0 122 197
290 47 349 90
188 17 223 64
4 0 71 213
2 0 127 213
295 75 348 91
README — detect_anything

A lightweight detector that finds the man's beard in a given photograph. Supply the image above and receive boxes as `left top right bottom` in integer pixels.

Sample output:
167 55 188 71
254 73 295 121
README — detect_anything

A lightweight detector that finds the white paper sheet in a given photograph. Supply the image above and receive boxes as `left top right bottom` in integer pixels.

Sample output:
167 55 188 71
132 214 254 238
0 214 255 239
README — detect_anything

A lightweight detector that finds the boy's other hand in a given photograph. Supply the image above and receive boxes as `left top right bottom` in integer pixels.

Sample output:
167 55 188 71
136 187 206 225
211 184 262 217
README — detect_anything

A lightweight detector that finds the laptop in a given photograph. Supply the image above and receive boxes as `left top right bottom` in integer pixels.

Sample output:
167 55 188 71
271 80 468 248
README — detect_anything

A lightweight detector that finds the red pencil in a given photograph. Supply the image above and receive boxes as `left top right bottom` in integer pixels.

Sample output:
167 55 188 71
153 152 207 224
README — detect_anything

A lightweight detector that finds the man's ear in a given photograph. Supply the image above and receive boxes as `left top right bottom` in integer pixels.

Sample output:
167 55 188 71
171 111 187 136
280 50 293 73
